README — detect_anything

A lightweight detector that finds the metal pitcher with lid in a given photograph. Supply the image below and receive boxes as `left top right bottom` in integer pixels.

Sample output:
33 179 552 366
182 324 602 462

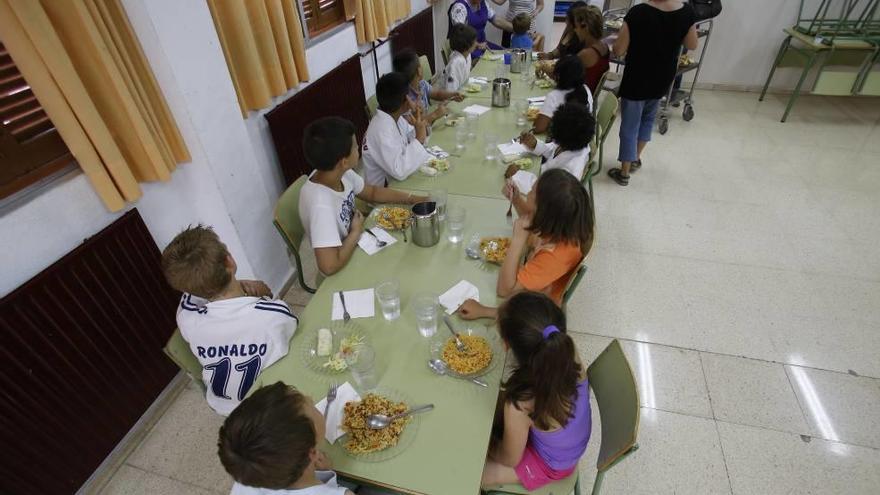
410 201 440 247
510 49 528 73
492 78 511 107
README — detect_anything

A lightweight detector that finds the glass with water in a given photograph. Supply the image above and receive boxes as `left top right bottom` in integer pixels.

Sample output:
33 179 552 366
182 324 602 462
465 113 478 142
455 126 467 154
515 101 528 128
484 134 499 163
375 280 401 320
446 206 466 243
412 293 439 338
431 188 448 222
348 344 377 391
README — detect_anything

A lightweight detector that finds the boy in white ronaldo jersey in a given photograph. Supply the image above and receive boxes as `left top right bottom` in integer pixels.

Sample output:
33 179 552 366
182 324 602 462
162 226 297 416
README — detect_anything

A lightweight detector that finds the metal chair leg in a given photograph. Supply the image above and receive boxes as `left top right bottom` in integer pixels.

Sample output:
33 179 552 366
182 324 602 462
761 36 793 101
590 470 604 495
782 50 819 122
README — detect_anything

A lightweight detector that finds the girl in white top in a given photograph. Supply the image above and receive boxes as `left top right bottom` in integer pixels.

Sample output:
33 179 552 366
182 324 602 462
532 55 593 135
439 23 478 92
506 102 595 215
299 117 426 276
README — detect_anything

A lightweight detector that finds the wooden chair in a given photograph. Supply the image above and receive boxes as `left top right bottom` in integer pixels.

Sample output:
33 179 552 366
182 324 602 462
273 175 317 294
162 328 204 391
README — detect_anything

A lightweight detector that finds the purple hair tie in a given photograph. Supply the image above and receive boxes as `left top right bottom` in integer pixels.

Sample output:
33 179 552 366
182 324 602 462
542 325 560 340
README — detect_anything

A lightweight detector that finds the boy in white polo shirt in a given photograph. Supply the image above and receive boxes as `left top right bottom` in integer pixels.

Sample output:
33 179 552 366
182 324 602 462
161 226 297 416
298 117 426 276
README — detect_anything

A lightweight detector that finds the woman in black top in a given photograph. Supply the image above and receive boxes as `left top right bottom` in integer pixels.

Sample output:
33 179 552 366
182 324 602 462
607 0 698 186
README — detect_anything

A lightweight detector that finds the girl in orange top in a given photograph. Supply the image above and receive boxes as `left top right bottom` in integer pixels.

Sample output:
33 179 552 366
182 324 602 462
459 169 594 320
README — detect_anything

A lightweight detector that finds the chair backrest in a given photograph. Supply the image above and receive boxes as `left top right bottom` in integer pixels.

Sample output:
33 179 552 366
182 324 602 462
419 55 433 82
596 92 619 146
587 339 640 472
274 175 309 255
563 264 588 306
441 38 451 66
163 327 204 388
366 94 378 120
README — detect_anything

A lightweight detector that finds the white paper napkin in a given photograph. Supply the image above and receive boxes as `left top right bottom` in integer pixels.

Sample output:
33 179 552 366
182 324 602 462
331 289 375 320
498 141 528 158
469 76 489 85
512 170 538 194
462 104 491 116
358 228 397 255
315 382 361 444
438 280 480 314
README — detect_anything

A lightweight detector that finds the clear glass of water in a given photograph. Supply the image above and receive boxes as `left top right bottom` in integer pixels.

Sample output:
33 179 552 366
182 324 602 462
375 280 401 321
348 344 377 391
455 126 467 153
515 101 528 128
465 113 478 141
431 188 448 221
412 293 439 338
484 134 499 162
446 206 466 243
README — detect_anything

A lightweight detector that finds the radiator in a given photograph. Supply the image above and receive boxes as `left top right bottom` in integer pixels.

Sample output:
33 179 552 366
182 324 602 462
0 209 179 494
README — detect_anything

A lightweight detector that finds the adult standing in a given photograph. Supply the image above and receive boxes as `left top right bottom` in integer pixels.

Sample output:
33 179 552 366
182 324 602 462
607 0 697 186
447 0 514 61
495 0 544 49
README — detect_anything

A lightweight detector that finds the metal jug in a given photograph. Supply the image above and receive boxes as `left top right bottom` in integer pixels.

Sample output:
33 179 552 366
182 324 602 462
410 202 440 247
510 49 528 73
492 78 511 107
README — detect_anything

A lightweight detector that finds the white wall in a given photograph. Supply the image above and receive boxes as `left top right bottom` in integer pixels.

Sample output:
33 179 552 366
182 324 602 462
0 0 431 298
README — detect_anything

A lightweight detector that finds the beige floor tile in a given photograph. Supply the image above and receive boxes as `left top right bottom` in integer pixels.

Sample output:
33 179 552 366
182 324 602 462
100 465 217 495
718 421 880 495
785 366 880 449
701 353 809 434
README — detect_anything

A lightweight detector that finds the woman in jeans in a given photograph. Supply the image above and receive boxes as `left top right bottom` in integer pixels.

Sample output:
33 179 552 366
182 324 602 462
607 0 698 186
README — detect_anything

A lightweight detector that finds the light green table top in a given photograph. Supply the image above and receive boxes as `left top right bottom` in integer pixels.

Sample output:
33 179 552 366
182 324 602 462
464 55 551 101
389 99 541 199
256 194 514 495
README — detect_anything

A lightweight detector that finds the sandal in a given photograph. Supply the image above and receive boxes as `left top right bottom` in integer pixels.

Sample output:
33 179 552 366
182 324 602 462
608 168 629 186
630 160 642 173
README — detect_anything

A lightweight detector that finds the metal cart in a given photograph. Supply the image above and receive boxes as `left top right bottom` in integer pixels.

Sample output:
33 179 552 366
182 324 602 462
657 18 714 134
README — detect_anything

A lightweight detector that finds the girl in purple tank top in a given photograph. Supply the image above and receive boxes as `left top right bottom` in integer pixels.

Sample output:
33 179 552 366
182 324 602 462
481 291 591 491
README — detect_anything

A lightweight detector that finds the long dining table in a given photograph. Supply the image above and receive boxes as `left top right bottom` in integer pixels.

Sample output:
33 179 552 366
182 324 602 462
253 56 552 495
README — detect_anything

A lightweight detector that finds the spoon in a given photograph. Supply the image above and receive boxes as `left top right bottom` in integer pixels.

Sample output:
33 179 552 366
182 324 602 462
364 228 387 248
367 404 434 430
465 244 481 260
428 359 487 387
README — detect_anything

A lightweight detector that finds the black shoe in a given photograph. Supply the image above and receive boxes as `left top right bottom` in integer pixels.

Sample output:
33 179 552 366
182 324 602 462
630 160 642 173
608 168 629 186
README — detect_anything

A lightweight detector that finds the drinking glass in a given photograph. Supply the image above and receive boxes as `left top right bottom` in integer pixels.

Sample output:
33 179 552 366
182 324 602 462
515 101 528 128
412 293 439 338
495 64 507 79
431 188 448 222
348 344 377 391
375 280 401 321
484 134 499 163
446 206 466 243
455 126 467 154
465 113 478 141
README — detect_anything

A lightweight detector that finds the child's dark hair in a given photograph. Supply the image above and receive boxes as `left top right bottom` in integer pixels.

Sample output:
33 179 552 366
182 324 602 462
529 168 594 255
303 117 356 171
449 23 478 53
392 48 421 83
499 291 582 430
512 13 531 35
550 102 595 152
218 382 316 489
553 55 590 107
376 71 411 113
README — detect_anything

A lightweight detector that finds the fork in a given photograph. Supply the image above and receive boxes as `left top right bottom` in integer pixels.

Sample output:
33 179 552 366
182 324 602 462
364 228 387 248
322 382 339 418
339 291 351 323
442 315 469 354
383 212 407 243
506 201 513 223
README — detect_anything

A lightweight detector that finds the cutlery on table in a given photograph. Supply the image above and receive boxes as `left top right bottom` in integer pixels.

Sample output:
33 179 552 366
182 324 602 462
442 315 469 354
428 359 488 387
322 382 338 418
365 228 387 248
367 404 434 430
338 291 351 323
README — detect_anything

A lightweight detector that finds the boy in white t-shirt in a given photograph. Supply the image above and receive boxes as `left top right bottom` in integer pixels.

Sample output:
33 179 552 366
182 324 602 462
219 382 354 495
438 23 478 92
162 226 297 416
300 117 427 275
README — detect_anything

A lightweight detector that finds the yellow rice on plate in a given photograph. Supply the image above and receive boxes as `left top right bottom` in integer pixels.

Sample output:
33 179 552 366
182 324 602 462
375 206 411 230
480 237 511 264
442 334 493 375
342 394 410 454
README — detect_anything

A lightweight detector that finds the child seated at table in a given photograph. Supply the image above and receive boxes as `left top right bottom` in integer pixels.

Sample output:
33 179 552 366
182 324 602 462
362 72 434 186
505 102 595 214
510 13 535 51
392 48 464 128
162 226 297 416
532 55 593 135
219 382 355 494
458 169 593 319
439 23 478 92
480 291 591 491
301 117 426 276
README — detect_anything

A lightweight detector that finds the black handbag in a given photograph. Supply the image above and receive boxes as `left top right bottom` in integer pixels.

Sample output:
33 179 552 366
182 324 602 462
691 0 722 20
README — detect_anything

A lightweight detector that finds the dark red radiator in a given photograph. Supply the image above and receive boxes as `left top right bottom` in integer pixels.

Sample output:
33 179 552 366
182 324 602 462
0 209 179 494
266 55 369 185
391 7 435 74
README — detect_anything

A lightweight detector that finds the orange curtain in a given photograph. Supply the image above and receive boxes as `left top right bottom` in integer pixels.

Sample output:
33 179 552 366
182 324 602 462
353 0 412 44
207 0 310 114
0 0 189 211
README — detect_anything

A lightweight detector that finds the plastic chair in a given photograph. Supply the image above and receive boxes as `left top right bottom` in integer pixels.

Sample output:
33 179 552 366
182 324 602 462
273 175 317 294
585 93 619 198
563 264 588 308
483 339 640 495
163 328 204 391
442 38 451 66
365 94 378 121
419 54 433 82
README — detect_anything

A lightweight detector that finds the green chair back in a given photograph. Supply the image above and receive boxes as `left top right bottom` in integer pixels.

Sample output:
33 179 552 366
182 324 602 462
419 54 433 82
366 94 379 120
274 175 316 293
563 264 588 307
587 339 640 494
163 327 204 390
585 92 619 197
485 474 580 495
441 38 451 66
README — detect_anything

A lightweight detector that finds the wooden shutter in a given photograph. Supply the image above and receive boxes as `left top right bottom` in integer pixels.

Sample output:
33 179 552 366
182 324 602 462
302 0 347 35
0 42 72 199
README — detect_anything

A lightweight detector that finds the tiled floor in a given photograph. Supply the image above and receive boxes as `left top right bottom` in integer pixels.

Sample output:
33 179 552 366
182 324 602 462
99 90 880 494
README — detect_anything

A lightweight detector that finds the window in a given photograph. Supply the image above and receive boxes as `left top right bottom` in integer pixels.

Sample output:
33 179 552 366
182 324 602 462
300 0 347 37
0 42 73 199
